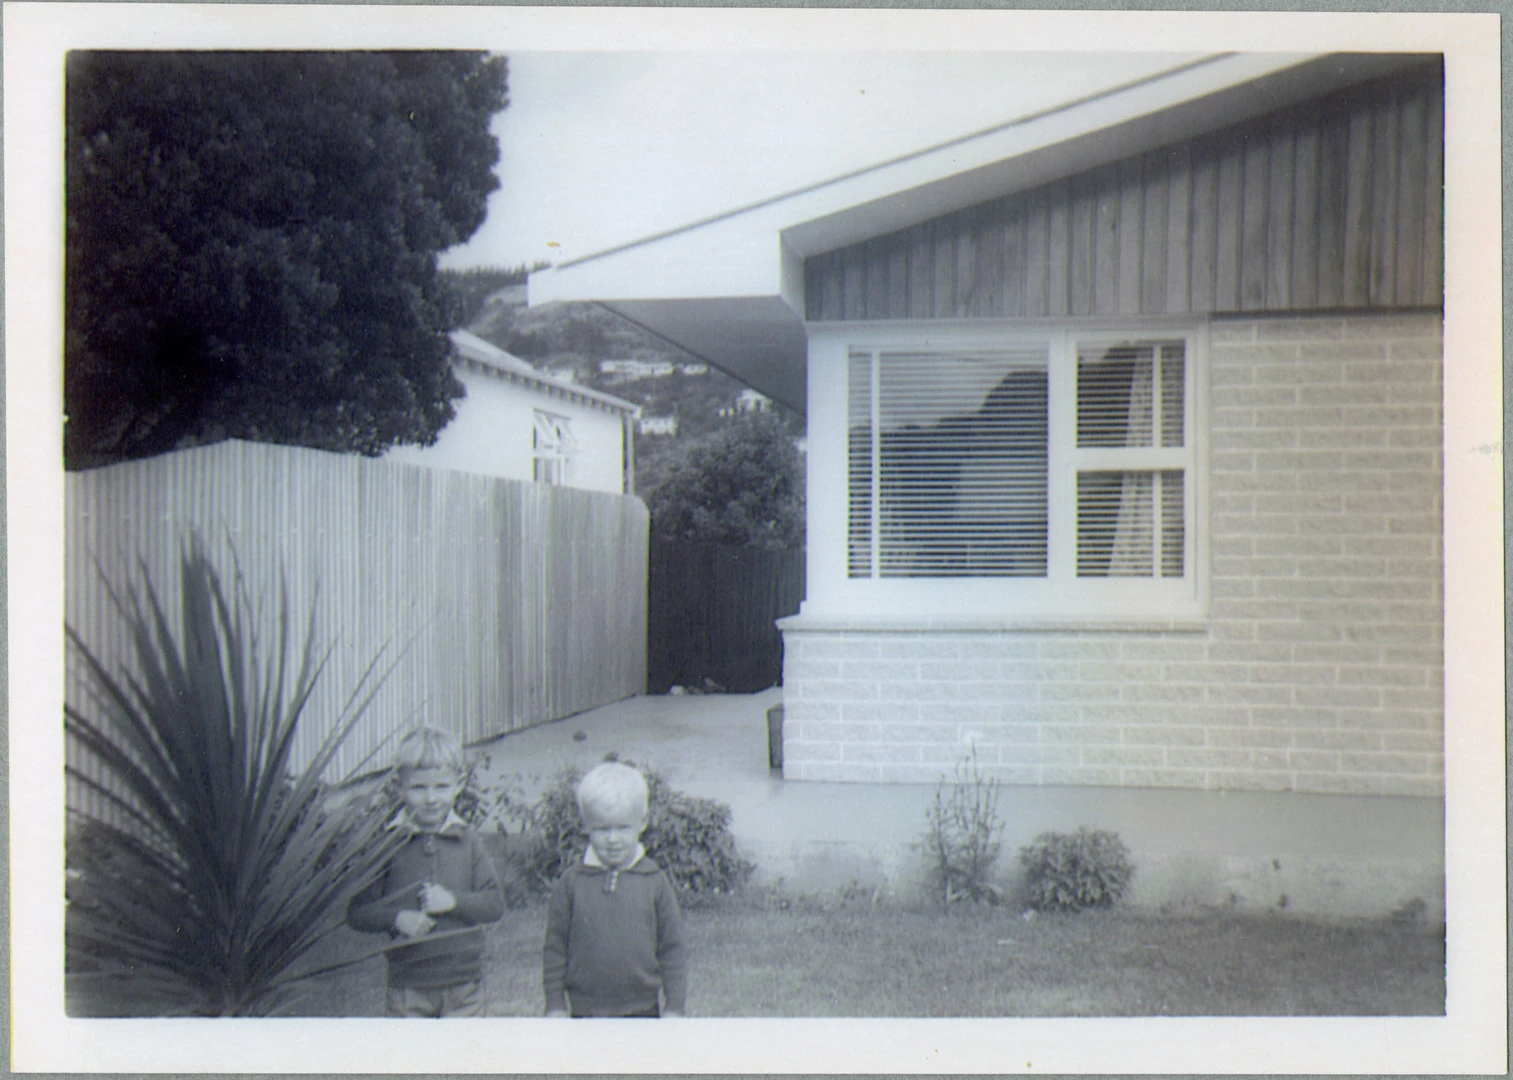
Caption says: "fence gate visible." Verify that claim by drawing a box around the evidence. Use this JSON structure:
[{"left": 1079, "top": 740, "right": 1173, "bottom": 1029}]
[{"left": 646, "top": 539, "right": 805, "bottom": 694}]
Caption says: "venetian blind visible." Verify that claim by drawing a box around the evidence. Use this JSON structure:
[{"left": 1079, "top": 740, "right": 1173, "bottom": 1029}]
[{"left": 848, "top": 346, "right": 1049, "bottom": 578}]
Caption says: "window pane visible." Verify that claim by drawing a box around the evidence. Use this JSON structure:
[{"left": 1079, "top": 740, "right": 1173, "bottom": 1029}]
[
  {"left": 1160, "top": 344, "right": 1186, "bottom": 448},
  {"left": 1160, "top": 469, "right": 1185, "bottom": 577},
  {"left": 1077, "top": 341, "right": 1186, "bottom": 449},
  {"left": 847, "top": 351, "right": 874, "bottom": 578},
  {"left": 1077, "top": 469, "right": 1186, "bottom": 578},
  {"left": 1078, "top": 471, "right": 1151, "bottom": 576},
  {"left": 851, "top": 347, "right": 1048, "bottom": 578},
  {"left": 533, "top": 410, "right": 573, "bottom": 486}
]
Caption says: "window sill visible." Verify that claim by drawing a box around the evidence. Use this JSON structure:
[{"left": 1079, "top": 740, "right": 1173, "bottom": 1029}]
[{"left": 776, "top": 612, "right": 1210, "bottom": 634}]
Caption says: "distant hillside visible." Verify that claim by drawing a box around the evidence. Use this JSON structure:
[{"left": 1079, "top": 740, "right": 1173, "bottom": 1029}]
[
  {"left": 441, "top": 264, "right": 540, "bottom": 328},
  {"left": 457, "top": 282, "right": 804, "bottom": 498}
]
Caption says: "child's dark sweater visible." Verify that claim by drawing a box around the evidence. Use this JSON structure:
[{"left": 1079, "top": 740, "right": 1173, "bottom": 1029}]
[
  {"left": 542, "top": 850, "right": 687, "bottom": 1016},
  {"left": 347, "top": 814, "right": 504, "bottom": 989}
]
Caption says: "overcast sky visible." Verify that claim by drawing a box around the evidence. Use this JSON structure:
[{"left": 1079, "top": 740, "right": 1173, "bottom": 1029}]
[{"left": 441, "top": 51, "right": 1202, "bottom": 271}]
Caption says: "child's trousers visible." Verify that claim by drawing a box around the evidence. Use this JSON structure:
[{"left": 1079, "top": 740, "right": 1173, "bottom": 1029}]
[{"left": 384, "top": 980, "right": 485, "bottom": 1017}]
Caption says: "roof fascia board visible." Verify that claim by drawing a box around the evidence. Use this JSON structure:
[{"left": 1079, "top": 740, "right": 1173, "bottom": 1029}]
[
  {"left": 775, "top": 53, "right": 1310, "bottom": 256},
  {"left": 532, "top": 52, "right": 1431, "bottom": 311},
  {"left": 532, "top": 52, "right": 1319, "bottom": 307},
  {"left": 782, "top": 51, "right": 1433, "bottom": 256}
]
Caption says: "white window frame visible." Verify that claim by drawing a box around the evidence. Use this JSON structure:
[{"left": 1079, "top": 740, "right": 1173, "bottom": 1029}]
[
  {"left": 803, "top": 318, "right": 1209, "bottom": 624},
  {"left": 532, "top": 409, "right": 576, "bottom": 486}
]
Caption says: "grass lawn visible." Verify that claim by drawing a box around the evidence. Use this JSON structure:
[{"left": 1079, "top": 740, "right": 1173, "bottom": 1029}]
[{"left": 290, "top": 895, "right": 1444, "bottom": 1017}]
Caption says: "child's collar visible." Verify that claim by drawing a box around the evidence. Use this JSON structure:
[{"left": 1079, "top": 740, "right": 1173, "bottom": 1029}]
[
  {"left": 387, "top": 808, "right": 470, "bottom": 837},
  {"left": 583, "top": 843, "right": 645, "bottom": 871}
]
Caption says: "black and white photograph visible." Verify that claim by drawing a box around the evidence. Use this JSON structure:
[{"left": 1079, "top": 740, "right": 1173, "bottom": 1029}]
[{"left": 6, "top": 4, "right": 1505, "bottom": 1072}]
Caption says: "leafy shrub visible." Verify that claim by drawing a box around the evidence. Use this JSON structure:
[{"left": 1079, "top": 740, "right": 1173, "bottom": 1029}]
[
  {"left": 920, "top": 750, "right": 1005, "bottom": 907},
  {"left": 644, "top": 780, "right": 753, "bottom": 899},
  {"left": 452, "top": 752, "right": 525, "bottom": 833},
  {"left": 510, "top": 759, "right": 754, "bottom": 903},
  {"left": 1018, "top": 827, "right": 1135, "bottom": 912},
  {"left": 646, "top": 411, "right": 805, "bottom": 549},
  {"left": 511, "top": 765, "right": 592, "bottom": 893},
  {"left": 65, "top": 541, "right": 404, "bottom": 1015}
]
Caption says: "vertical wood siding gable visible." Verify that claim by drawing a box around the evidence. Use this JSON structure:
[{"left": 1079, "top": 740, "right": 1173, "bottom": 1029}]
[{"left": 805, "top": 62, "right": 1443, "bottom": 321}]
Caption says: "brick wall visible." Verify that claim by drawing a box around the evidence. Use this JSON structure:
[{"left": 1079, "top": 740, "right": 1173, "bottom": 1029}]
[{"left": 782, "top": 312, "right": 1444, "bottom": 796}]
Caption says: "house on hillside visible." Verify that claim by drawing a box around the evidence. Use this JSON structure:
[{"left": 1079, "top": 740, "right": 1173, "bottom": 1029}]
[
  {"left": 601, "top": 358, "right": 675, "bottom": 379},
  {"left": 734, "top": 388, "right": 773, "bottom": 414},
  {"left": 530, "top": 54, "right": 1446, "bottom": 801},
  {"left": 387, "top": 329, "right": 640, "bottom": 494},
  {"left": 639, "top": 415, "right": 680, "bottom": 436}
]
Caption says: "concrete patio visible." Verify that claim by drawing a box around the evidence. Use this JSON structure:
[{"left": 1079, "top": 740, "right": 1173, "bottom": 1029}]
[{"left": 473, "top": 690, "right": 1444, "bottom": 919}]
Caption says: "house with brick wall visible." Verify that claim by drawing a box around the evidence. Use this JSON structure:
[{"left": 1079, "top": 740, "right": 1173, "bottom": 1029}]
[{"left": 530, "top": 52, "right": 1445, "bottom": 800}]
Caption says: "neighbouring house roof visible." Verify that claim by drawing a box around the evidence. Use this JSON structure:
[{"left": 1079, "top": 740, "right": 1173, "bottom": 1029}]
[
  {"left": 449, "top": 329, "right": 639, "bottom": 417},
  {"left": 529, "top": 52, "right": 1434, "bottom": 415}
]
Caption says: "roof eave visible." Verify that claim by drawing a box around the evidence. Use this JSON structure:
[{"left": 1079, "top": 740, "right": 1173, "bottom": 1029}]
[
  {"left": 457, "top": 354, "right": 641, "bottom": 417},
  {"left": 527, "top": 51, "right": 1434, "bottom": 417}
]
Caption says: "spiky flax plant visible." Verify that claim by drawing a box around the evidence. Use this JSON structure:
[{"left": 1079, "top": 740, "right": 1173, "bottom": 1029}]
[{"left": 64, "top": 541, "right": 406, "bottom": 1015}]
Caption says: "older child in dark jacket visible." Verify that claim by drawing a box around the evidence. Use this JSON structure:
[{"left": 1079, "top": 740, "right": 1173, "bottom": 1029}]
[{"left": 348, "top": 727, "right": 504, "bottom": 1017}]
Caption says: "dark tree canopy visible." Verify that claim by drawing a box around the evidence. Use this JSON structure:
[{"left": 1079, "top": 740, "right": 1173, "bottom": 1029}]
[
  {"left": 646, "top": 411, "right": 806, "bottom": 549},
  {"left": 65, "top": 51, "right": 509, "bottom": 469}
]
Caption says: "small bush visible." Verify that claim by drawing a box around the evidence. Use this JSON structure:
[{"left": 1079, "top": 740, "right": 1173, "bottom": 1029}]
[
  {"left": 921, "top": 750, "right": 1005, "bottom": 908},
  {"left": 512, "top": 765, "right": 590, "bottom": 893},
  {"left": 1018, "top": 827, "right": 1134, "bottom": 912},
  {"left": 510, "top": 759, "right": 754, "bottom": 903},
  {"left": 452, "top": 753, "right": 525, "bottom": 834}
]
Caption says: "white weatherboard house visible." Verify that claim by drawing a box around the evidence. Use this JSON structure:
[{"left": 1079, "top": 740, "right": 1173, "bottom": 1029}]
[
  {"left": 387, "top": 329, "right": 640, "bottom": 494},
  {"left": 531, "top": 54, "right": 1445, "bottom": 806}
]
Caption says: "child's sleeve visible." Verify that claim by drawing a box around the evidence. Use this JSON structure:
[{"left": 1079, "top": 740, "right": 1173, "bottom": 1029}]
[
  {"left": 654, "top": 874, "right": 688, "bottom": 1014},
  {"left": 346, "top": 864, "right": 406, "bottom": 935},
  {"left": 449, "top": 834, "right": 505, "bottom": 926},
  {"left": 541, "top": 874, "right": 573, "bottom": 1015}
]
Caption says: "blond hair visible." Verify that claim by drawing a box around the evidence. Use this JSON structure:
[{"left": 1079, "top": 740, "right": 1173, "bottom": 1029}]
[
  {"left": 576, "top": 761, "right": 649, "bottom": 820},
  {"left": 392, "top": 726, "right": 465, "bottom": 778}
]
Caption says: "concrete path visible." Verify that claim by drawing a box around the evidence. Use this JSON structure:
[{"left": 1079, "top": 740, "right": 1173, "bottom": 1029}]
[{"left": 474, "top": 690, "right": 1444, "bottom": 918}]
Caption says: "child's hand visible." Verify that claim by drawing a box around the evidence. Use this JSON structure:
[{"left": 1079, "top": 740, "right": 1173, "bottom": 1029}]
[
  {"left": 394, "top": 909, "right": 436, "bottom": 938},
  {"left": 545, "top": 1009, "right": 569, "bottom": 1018},
  {"left": 419, "top": 883, "right": 457, "bottom": 914}
]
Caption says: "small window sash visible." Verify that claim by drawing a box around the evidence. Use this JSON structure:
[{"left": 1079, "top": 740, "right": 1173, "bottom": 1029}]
[{"left": 532, "top": 410, "right": 576, "bottom": 485}]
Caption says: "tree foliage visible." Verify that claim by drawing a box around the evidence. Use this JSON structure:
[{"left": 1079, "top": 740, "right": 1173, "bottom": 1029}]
[
  {"left": 645, "top": 411, "right": 805, "bottom": 549},
  {"left": 65, "top": 51, "right": 509, "bottom": 469}
]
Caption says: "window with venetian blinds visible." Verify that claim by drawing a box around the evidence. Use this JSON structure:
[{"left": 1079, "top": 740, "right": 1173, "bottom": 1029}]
[{"left": 846, "top": 334, "right": 1194, "bottom": 594}]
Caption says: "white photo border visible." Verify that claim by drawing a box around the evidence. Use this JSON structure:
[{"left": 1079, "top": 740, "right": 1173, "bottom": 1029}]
[{"left": 6, "top": 5, "right": 1504, "bottom": 1073}]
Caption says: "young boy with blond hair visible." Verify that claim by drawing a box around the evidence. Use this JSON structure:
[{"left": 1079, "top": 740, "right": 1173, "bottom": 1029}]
[
  {"left": 542, "top": 761, "right": 687, "bottom": 1017},
  {"left": 348, "top": 726, "right": 504, "bottom": 1017}
]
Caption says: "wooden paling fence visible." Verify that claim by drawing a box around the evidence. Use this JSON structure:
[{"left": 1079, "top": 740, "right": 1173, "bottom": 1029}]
[
  {"left": 646, "top": 539, "right": 805, "bottom": 694},
  {"left": 65, "top": 440, "right": 648, "bottom": 806}
]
